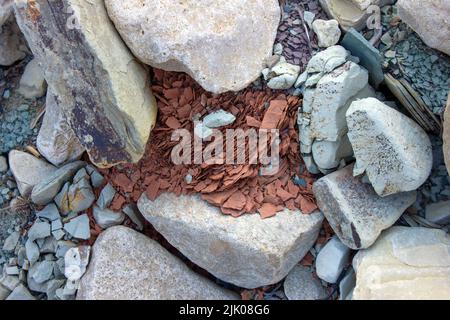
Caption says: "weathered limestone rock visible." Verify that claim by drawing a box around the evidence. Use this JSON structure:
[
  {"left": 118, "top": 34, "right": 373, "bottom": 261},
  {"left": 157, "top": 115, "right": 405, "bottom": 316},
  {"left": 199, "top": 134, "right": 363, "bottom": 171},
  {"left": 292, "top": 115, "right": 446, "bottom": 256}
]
[
  {"left": 313, "top": 165, "right": 417, "bottom": 249},
  {"left": 18, "top": 58, "right": 47, "bottom": 99},
  {"left": 37, "top": 90, "right": 85, "bottom": 166},
  {"left": 316, "top": 236, "right": 351, "bottom": 283},
  {"left": 8, "top": 150, "right": 56, "bottom": 197},
  {"left": 346, "top": 98, "right": 433, "bottom": 196},
  {"left": 0, "top": 15, "right": 27, "bottom": 66},
  {"left": 266, "top": 59, "right": 301, "bottom": 90},
  {"left": 284, "top": 266, "right": 328, "bottom": 300},
  {"left": 312, "top": 19, "right": 341, "bottom": 48},
  {"left": 14, "top": 0, "right": 157, "bottom": 168},
  {"left": 353, "top": 227, "right": 450, "bottom": 300},
  {"left": 398, "top": 0, "right": 450, "bottom": 56},
  {"left": 444, "top": 93, "right": 450, "bottom": 175},
  {"left": 77, "top": 226, "right": 238, "bottom": 300},
  {"left": 104, "top": 0, "right": 280, "bottom": 94},
  {"left": 138, "top": 193, "right": 323, "bottom": 289}
]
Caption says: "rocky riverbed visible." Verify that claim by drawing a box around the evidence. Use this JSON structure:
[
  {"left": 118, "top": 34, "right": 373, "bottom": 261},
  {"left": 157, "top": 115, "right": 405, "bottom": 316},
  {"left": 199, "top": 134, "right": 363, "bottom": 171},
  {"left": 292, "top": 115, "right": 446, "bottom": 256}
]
[{"left": 0, "top": 0, "right": 449, "bottom": 301}]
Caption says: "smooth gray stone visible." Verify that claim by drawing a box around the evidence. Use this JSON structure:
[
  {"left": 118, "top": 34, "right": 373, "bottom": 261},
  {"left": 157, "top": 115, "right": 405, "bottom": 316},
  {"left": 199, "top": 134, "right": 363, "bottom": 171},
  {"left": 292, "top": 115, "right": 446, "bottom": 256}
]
[{"left": 63, "top": 214, "right": 90, "bottom": 240}]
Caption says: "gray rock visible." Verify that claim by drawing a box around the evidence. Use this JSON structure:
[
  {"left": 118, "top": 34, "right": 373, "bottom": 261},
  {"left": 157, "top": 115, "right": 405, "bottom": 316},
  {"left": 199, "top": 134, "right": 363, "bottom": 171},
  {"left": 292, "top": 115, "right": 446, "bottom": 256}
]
[
  {"left": 138, "top": 193, "right": 323, "bottom": 289},
  {"left": 18, "top": 58, "right": 47, "bottom": 99},
  {"left": 31, "top": 161, "right": 85, "bottom": 205},
  {"left": 29, "top": 260, "right": 54, "bottom": 284},
  {"left": 14, "top": 0, "right": 158, "bottom": 167},
  {"left": 0, "top": 283, "right": 11, "bottom": 300},
  {"left": 0, "top": 274, "right": 20, "bottom": 291},
  {"left": 346, "top": 98, "right": 433, "bottom": 196},
  {"left": 54, "top": 182, "right": 70, "bottom": 215},
  {"left": 63, "top": 214, "right": 90, "bottom": 240},
  {"left": 66, "top": 177, "right": 95, "bottom": 213},
  {"left": 25, "top": 239, "right": 40, "bottom": 265},
  {"left": 39, "top": 237, "right": 57, "bottom": 254},
  {"left": 36, "top": 203, "right": 61, "bottom": 222},
  {"left": 0, "top": 156, "right": 7, "bottom": 173},
  {"left": 339, "top": 268, "right": 356, "bottom": 300},
  {"left": 0, "top": 15, "right": 27, "bottom": 66},
  {"left": 122, "top": 203, "right": 145, "bottom": 231},
  {"left": 89, "top": 170, "right": 105, "bottom": 188},
  {"left": 93, "top": 206, "right": 125, "bottom": 229},
  {"left": 425, "top": 201, "right": 450, "bottom": 225},
  {"left": 27, "top": 220, "right": 51, "bottom": 242},
  {"left": 46, "top": 279, "right": 65, "bottom": 300},
  {"left": 56, "top": 241, "right": 77, "bottom": 259},
  {"left": 96, "top": 183, "right": 116, "bottom": 209},
  {"left": 6, "top": 284, "right": 35, "bottom": 300},
  {"left": 2, "top": 231, "right": 20, "bottom": 252},
  {"left": 284, "top": 266, "right": 328, "bottom": 300},
  {"left": 51, "top": 219, "right": 63, "bottom": 231},
  {"left": 52, "top": 229, "right": 66, "bottom": 241},
  {"left": 313, "top": 164, "right": 417, "bottom": 249},
  {"left": 203, "top": 109, "right": 236, "bottom": 128},
  {"left": 316, "top": 236, "right": 351, "bottom": 283},
  {"left": 37, "top": 89, "right": 85, "bottom": 166},
  {"left": 8, "top": 150, "right": 56, "bottom": 197},
  {"left": 77, "top": 226, "right": 238, "bottom": 300}
]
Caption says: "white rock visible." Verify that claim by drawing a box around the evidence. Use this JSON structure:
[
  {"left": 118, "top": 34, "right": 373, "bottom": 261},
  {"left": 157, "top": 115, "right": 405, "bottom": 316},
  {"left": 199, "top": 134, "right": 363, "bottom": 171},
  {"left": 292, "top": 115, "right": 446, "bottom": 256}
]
[
  {"left": 306, "top": 45, "right": 348, "bottom": 74},
  {"left": 425, "top": 201, "right": 450, "bottom": 225},
  {"left": 353, "top": 227, "right": 450, "bottom": 300},
  {"left": 64, "top": 246, "right": 90, "bottom": 282},
  {"left": 313, "top": 164, "right": 417, "bottom": 249},
  {"left": 8, "top": 150, "right": 57, "bottom": 197},
  {"left": 18, "top": 58, "right": 47, "bottom": 99},
  {"left": 138, "top": 193, "right": 323, "bottom": 289},
  {"left": 316, "top": 236, "right": 351, "bottom": 283},
  {"left": 104, "top": 0, "right": 281, "bottom": 94},
  {"left": 284, "top": 266, "right": 328, "bottom": 300},
  {"left": 311, "top": 137, "right": 353, "bottom": 170},
  {"left": 77, "top": 226, "right": 238, "bottom": 300},
  {"left": 398, "top": 0, "right": 450, "bottom": 56},
  {"left": 203, "top": 110, "right": 236, "bottom": 128},
  {"left": 37, "top": 90, "right": 85, "bottom": 166},
  {"left": 312, "top": 19, "right": 341, "bottom": 48},
  {"left": 346, "top": 98, "right": 433, "bottom": 196},
  {"left": 92, "top": 206, "right": 125, "bottom": 229},
  {"left": 267, "top": 74, "right": 298, "bottom": 90},
  {"left": 6, "top": 284, "right": 35, "bottom": 300},
  {"left": 194, "top": 122, "right": 213, "bottom": 140}
]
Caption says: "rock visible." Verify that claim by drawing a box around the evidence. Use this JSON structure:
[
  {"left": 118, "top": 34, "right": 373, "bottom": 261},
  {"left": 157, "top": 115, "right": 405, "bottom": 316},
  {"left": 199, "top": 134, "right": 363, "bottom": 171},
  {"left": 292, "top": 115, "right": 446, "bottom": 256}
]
[
  {"left": 306, "top": 45, "right": 348, "bottom": 74},
  {"left": 6, "top": 284, "right": 35, "bottom": 300},
  {"left": 104, "top": 0, "right": 280, "bottom": 94},
  {"left": 312, "top": 19, "right": 341, "bottom": 48},
  {"left": 122, "top": 203, "right": 145, "bottom": 231},
  {"left": 0, "top": 0, "right": 14, "bottom": 27},
  {"left": 27, "top": 220, "right": 51, "bottom": 242},
  {"left": 138, "top": 193, "right": 323, "bottom": 289},
  {"left": 25, "top": 239, "right": 40, "bottom": 265},
  {"left": 0, "top": 283, "right": 10, "bottom": 300},
  {"left": 341, "top": 28, "right": 384, "bottom": 88},
  {"left": 37, "top": 90, "right": 85, "bottom": 166},
  {"left": 311, "top": 136, "right": 353, "bottom": 170},
  {"left": 352, "top": 227, "right": 450, "bottom": 300},
  {"left": 8, "top": 150, "right": 57, "bottom": 197},
  {"left": 89, "top": 169, "right": 104, "bottom": 189},
  {"left": 63, "top": 214, "right": 90, "bottom": 240},
  {"left": 266, "top": 60, "right": 301, "bottom": 90},
  {"left": 65, "top": 178, "right": 96, "bottom": 214},
  {"left": 96, "top": 183, "right": 116, "bottom": 210},
  {"left": 36, "top": 204, "right": 61, "bottom": 222},
  {"left": 31, "top": 161, "right": 85, "bottom": 205},
  {"left": 0, "top": 15, "right": 27, "bottom": 66},
  {"left": 0, "top": 156, "right": 7, "bottom": 172},
  {"left": 77, "top": 226, "right": 238, "bottom": 300},
  {"left": 319, "top": 0, "right": 367, "bottom": 31},
  {"left": 14, "top": 0, "right": 158, "bottom": 168},
  {"left": 444, "top": 94, "right": 450, "bottom": 174},
  {"left": 397, "top": 0, "right": 450, "bottom": 56},
  {"left": 46, "top": 279, "right": 65, "bottom": 300},
  {"left": 267, "top": 74, "right": 298, "bottom": 90},
  {"left": 316, "top": 236, "right": 351, "bottom": 283},
  {"left": 425, "top": 201, "right": 450, "bottom": 225},
  {"left": 0, "top": 274, "right": 19, "bottom": 291},
  {"left": 92, "top": 206, "right": 125, "bottom": 229},
  {"left": 339, "top": 268, "right": 356, "bottom": 300},
  {"left": 346, "top": 98, "right": 433, "bottom": 196},
  {"left": 203, "top": 110, "right": 236, "bottom": 128},
  {"left": 29, "top": 260, "right": 54, "bottom": 284},
  {"left": 193, "top": 122, "right": 213, "bottom": 140},
  {"left": 64, "top": 246, "right": 90, "bottom": 282},
  {"left": 313, "top": 164, "right": 417, "bottom": 249},
  {"left": 284, "top": 266, "right": 328, "bottom": 300},
  {"left": 2, "top": 231, "right": 20, "bottom": 252},
  {"left": 18, "top": 58, "right": 47, "bottom": 99}
]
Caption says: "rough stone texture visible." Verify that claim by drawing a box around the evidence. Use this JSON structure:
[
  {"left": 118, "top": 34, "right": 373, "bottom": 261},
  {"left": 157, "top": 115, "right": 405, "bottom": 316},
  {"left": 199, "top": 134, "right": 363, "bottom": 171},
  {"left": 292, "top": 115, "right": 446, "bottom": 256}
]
[
  {"left": 92, "top": 206, "right": 125, "bottom": 229},
  {"left": 77, "top": 226, "right": 238, "bottom": 300},
  {"left": 284, "top": 265, "right": 328, "bottom": 300},
  {"left": 0, "top": 156, "right": 7, "bottom": 172},
  {"left": 346, "top": 98, "right": 433, "bottom": 196},
  {"left": 398, "top": 0, "right": 450, "bottom": 56},
  {"left": 0, "top": 14, "right": 27, "bottom": 66},
  {"left": 425, "top": 201, "right": 450, "bottom": 225},
  {"left": 14, "top": 0, "right": 158, "bottom": 168},
  {"left": 0, "top": 0, "right": 14, "bottom": 27},
  {"left": 138, "top": 193, "right": 323, "bottom": 289},
  {"left": 8, "top": 150, "right": 56, "bottom": 197},
  {"left": 444, "top": 93, "right": 450, "bottom": 175},
  {"left": 313, "top": 165, "right": 417, "bottom": 249},
  {"left": 312, "top": 19, "right": 341, "bottom": 48},
  {"left": 37, "top": 89, "right": 85, "bottom": 166},
  {"left": 104, "top": 0, "right": 280, "bottom": 94},
  {"left": 352, "top": 227, "right": 450, "bottom": 300},
  {"left": 18, "top": 58, "right": 47, "bottom": 99},
  {"left": 316, "top": 236, "right": 351, "bottom": 283}
]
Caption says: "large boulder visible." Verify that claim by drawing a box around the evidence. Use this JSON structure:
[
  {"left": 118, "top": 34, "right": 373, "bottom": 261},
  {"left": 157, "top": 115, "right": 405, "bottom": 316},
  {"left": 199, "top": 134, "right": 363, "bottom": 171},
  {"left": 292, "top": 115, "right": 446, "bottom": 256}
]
[
  {"left": 104, "top": 0, "right": 280, "bottom": 94},
  {"left": 313, "top": 164, "right": 417, "bottom": 249},
  {"left": 444, "top": 93, "right": 450, "bottom": 175},
  {"left": 346, "top": 98, "right": 433, "bottom": 196},
  {"left": 37, "top": 89, "right": 85, "bottom": 166},
  {"left": 14, "top": 0, "right": 157, "bottom": 168},
  {"left": 398, "top": 0, "right": 450, "bottom": 56},
  {"left": 77, "top": 226, "right": 238, "bottom": 300},
  {"left": 8, "top": 150, "right": 57, "bottom": 197},
  {"left": 138, "top": 193, "right": 323, "bottom": 289},
  {"left": 352, "top": 227, "right": 450, "bottom": 300}
]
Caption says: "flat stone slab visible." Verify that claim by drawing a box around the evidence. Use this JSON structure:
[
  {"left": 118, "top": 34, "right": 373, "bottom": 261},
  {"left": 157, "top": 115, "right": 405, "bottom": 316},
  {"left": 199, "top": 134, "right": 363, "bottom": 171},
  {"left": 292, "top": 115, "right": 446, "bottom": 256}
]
[
  {"left": 138, "top": 193, "right": 323, "bottom": 289},
  {"left": 77, "top": 226, "right": 238, "bottom": 300}
]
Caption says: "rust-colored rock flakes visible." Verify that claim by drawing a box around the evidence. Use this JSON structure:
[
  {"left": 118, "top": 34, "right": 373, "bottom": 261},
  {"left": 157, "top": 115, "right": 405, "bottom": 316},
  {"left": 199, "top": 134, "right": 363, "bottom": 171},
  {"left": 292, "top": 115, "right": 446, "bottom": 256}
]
[{"left": 103, "top": 69, "right": 318, "bottom": 218}]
